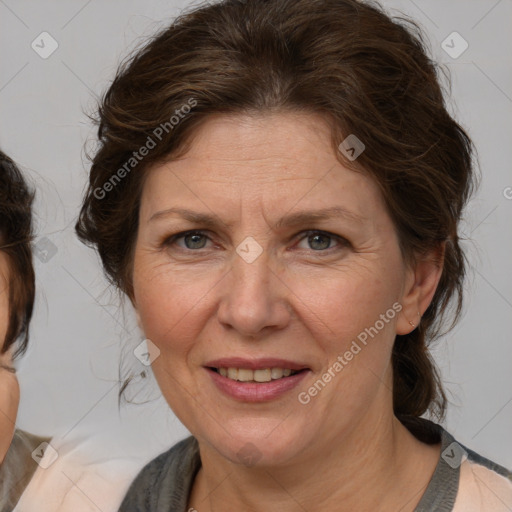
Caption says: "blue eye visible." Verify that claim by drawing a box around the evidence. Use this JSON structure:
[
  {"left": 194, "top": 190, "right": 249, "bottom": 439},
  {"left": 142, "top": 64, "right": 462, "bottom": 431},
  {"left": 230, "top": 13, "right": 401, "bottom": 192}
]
[
  {"left": 167, "top": 231, "right": 211, "bottom": 250},
  {"left": 295, "top": 230, "right": 346, "bottom": 252}
]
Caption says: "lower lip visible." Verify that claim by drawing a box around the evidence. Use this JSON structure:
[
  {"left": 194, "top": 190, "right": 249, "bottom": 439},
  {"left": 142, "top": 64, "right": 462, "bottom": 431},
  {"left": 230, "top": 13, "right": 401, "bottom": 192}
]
[{"left": 205, "top": 368, "right": 310, "bottom": 402}]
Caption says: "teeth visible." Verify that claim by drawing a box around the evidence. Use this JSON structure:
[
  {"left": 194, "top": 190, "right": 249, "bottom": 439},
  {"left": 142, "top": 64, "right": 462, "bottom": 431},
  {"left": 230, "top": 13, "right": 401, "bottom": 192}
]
[
  {"left": 271, "top": 368, "right": 283, "bottom": 379},
  {"left": 216, "top": 367, "right": 299, "bottom": 382},
  {"left": 237, "top": 369, "right": 253, "bottom": 382},
  {"left": 254, "top": 369, "right": 271, "bottom": 382}
]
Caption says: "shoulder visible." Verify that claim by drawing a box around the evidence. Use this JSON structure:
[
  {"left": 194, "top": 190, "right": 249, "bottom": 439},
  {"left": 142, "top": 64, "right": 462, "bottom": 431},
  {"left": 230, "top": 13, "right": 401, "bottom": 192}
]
[
  {"left": 0, "top": 429, "right": 50, "bottom": 481},
  {"left": 7, "top": 429, "right": 50, "bottom": 453},
  {"left": 452, "top": 444, "right": 512, "bottom": 512},
  {"left": 0, "top": 430, "right": 50, "bottom": 511},
  {"left": 119, "top": 435, "right": 200, "bottom": 512},
  {"left": 13, "top": 430, "right": 143, "bottom": 512},
  {"left": 404, "top": 418, "right": 512, "bottom": 512}
]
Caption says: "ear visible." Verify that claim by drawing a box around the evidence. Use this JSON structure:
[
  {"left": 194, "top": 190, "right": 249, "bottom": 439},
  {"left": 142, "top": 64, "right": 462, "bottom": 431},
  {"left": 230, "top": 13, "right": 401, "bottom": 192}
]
[{"left": 396, "top": 241, "right": 446, "bottom": 335}]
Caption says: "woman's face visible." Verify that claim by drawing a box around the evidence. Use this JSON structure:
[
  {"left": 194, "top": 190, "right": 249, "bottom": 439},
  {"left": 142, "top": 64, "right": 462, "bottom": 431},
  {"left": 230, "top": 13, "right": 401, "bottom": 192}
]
[
  {"left": 132, "top": 112, "right": 435, "bottom": 467},
  {"left": 0, "top": 251, "right": 20, "bottom": 464}
]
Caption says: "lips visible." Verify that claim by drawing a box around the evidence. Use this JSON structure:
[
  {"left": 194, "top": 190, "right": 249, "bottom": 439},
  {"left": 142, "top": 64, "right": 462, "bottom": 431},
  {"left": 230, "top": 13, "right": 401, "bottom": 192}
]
[
  {"left": 205, "top": 366, "right": 310, "bottom": 402},
  {"left": 203, "top": 357, "right": 312, "bottom": 401}
]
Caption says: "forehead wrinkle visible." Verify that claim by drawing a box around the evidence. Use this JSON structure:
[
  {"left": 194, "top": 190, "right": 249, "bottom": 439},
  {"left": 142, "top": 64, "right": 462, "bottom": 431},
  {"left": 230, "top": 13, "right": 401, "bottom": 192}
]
[
  {"left": 176, "top": 143, "right": 324, "bottom": 176},
  {"left": 148, "top": 204, "right": 367, "bottom": 234},
  {"left": 183, "top": 176, "right": 319, "bottom": 188}
]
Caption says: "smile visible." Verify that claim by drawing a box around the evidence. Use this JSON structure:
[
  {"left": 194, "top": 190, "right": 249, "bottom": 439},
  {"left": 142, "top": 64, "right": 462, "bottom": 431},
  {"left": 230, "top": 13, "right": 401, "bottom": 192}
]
[{"left": 211, "top": 367, "right": 301, "bottom": 382}]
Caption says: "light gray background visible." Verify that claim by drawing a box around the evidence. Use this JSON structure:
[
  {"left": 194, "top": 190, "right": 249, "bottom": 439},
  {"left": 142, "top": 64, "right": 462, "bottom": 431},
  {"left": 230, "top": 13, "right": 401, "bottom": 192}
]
[{"left": 1, "top": 0, "right": 511, "bottom": 471}]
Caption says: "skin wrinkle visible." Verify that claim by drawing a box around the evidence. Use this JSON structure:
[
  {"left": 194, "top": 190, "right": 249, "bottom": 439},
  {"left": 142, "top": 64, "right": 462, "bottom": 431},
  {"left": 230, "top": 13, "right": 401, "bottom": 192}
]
[{"left": 132, "top": 112, "right": 444, "bottom": 512}]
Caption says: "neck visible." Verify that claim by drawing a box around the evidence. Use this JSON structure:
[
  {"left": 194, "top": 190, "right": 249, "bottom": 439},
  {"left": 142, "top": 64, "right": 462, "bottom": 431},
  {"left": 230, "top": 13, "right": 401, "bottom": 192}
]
[{"left": 189, "top": 387, "right": 441, "bottom": 512}]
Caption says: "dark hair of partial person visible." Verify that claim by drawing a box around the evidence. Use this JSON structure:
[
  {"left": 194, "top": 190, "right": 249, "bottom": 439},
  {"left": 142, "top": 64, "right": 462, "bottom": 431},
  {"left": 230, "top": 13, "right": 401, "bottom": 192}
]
[
  {"left": 75, "top": 0, "right": 477, "bottom": 425},
  {"left": 0, "top": 149, "right": 35, "bottom": 358}
]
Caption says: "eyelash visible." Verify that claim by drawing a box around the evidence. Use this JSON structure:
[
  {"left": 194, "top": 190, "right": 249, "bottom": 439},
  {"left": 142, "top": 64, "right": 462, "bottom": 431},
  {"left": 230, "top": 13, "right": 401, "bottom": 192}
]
[{"left": 162, "top": 229, "right": 349, "bottom": 254}]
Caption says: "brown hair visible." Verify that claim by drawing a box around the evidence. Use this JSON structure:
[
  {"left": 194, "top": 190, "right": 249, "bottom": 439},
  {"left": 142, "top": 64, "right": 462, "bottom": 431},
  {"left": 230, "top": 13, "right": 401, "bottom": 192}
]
[
  {"left": 76, "top": 0, "right": 477, "bottom": 423},
  {"left": 0, "top": 150, "right": 35, "bottom": 358}
]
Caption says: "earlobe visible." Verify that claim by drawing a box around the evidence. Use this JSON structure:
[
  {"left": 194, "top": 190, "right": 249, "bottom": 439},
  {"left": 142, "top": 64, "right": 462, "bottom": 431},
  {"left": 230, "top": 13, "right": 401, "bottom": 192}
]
[
  {"left": 396, "top": 242, "right": 446, "bottom": 335},
  {"left": 407, "top": 311, "right": 422, "bottom": 329}
]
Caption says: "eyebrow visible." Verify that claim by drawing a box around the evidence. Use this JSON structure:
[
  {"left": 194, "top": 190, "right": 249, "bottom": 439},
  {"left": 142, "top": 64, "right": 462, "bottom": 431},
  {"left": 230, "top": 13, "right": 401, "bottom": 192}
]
[
  {"left": 274, "top": 206, "right": 366, "bottom": 228},
  {"left": 149, "top": 206, "right": 366, "bottom": 229}
]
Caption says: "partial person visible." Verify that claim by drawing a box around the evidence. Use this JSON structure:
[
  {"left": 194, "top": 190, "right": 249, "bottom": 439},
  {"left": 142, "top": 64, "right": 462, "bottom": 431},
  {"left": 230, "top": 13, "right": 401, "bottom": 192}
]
[
  {"left": 0, "top": 151, "right": 142, "bottom": 512},
  {"left": 0, "top": 150, "right": 50, "bottom": 511}
]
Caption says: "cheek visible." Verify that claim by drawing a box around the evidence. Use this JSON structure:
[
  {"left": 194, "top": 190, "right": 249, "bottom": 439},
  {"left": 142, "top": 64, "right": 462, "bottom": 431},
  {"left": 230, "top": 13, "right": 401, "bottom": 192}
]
[
  {"left": 290, "top": 263, "right": 400, "bottom": 350},
  {"left": 292, "top": 271, "right": 401, "bottom": 418},
  {"left": 133, "top": 260, "right": 217, "bottom": 355}
]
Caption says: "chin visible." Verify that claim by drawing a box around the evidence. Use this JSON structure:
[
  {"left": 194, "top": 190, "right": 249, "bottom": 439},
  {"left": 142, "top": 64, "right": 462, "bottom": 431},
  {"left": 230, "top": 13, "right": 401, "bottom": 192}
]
[{"left": 199, "top": 420, "right": 311, "bottom": 468}]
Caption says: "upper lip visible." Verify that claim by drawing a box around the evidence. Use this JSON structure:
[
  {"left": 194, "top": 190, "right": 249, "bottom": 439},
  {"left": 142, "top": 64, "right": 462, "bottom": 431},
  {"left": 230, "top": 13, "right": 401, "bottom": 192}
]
[{"left": 204, "top": 357, "right": 310, "bottom": 371}]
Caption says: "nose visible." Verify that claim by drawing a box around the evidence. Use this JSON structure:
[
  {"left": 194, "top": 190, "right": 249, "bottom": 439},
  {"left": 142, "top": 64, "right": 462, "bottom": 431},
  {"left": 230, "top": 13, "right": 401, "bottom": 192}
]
[{"left": 216, "top": 247, "right": 291, "bottom": 338}]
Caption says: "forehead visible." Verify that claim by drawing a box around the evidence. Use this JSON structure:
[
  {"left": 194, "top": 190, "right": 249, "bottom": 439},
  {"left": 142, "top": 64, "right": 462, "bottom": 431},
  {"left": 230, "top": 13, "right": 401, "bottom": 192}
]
[
  {"left": 139, "top": 112, "right": 386, "bottom": 225},
  {"left": 166, "top": 111, "right": 342, "bottom": 180}
]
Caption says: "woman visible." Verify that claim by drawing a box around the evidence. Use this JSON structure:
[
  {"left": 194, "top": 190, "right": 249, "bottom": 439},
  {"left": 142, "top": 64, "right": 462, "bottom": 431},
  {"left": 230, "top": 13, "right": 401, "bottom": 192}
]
[
  {"left": 76, "top": 0, "right": 512, "bottom": 510},
  {"left": 0, "top": 150, "right": 50, "bottom": 511}
]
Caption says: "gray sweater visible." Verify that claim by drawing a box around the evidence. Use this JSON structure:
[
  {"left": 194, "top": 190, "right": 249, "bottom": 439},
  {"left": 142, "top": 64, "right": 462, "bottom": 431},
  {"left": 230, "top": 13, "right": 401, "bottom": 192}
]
[
  {"left": 118, "top": 418, "right": 512, "bottom": 511},
  {"left": 0, "top": 430, "right": 51, "bottom": 512}
]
